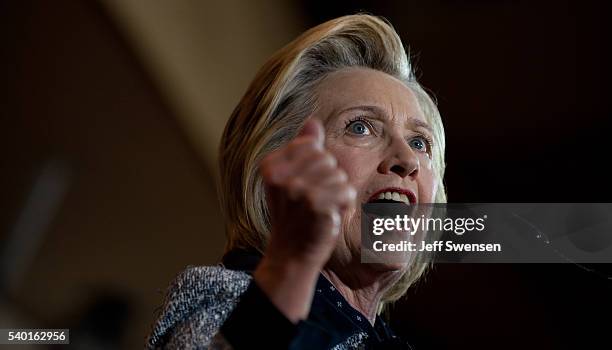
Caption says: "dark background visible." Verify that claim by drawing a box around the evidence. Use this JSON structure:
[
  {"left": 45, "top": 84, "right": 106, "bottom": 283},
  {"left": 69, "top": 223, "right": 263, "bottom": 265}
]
[
  {"left": 2, "top": 0, "right": 611, "bottom": 349},
  {"left": 305, "top": 2, "right": 612, "bottom": 349}
]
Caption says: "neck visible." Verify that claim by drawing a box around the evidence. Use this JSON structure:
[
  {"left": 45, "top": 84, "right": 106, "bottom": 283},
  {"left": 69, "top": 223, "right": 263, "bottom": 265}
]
[{"left": 321, "top": 263, "right": 401, "bottom": 325}]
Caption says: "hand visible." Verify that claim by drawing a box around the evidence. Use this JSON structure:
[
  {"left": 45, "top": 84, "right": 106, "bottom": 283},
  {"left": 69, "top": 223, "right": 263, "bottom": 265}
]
[
  {"left": 261, "top": 117, "right": 356, "bottom": 266},
  {"left": 254, "top": 118, "right": 356, "bottom": 322}
]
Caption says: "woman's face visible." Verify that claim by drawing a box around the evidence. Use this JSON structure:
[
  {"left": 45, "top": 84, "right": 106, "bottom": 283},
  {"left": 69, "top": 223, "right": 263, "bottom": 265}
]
[{"left": 313, "top": 67, "right": 437, "bottom": 273}]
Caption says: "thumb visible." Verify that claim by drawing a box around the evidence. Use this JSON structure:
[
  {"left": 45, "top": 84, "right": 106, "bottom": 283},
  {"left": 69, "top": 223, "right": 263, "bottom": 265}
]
[{"left": 298, "top": 118, "right": 325, "bottom": 149}]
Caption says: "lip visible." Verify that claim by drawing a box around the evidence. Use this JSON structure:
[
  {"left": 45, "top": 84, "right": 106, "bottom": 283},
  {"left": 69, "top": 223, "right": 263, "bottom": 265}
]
[{"left": 367, "top": 187, "right": 417, "bottom": 204}]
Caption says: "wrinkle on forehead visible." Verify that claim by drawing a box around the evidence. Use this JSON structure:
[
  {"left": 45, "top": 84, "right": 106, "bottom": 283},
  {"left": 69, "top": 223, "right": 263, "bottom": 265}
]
[{"left": 314, "top": 67, "right": 427, "bottom": 127}]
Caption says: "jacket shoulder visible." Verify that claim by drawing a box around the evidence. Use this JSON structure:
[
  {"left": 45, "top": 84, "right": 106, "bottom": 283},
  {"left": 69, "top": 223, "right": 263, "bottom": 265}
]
[{"left": 146, "top": 265, "right": 251, "bottom": 349}]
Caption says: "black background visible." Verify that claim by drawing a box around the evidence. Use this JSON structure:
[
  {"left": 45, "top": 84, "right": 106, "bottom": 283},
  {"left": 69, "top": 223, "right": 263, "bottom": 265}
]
[
  {"left": 2, "top": 1, "right": 611, "bottom": 349},
  {"left": 300, "top": 1, "right": 612, "bottom": 349}
]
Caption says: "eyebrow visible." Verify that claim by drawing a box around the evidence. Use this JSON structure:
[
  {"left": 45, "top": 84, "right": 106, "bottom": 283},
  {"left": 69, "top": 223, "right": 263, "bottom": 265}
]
[{"left": 337, "top": 105, "right": 434, "bottom": 134}]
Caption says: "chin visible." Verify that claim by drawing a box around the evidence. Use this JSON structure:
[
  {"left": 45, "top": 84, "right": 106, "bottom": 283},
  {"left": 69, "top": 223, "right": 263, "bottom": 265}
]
[
  {"left": 358, "top": 249, "right": 410, "bottom": 275},
  {"left": 366, "top": 261, "right": 408, "bottom": 273}
]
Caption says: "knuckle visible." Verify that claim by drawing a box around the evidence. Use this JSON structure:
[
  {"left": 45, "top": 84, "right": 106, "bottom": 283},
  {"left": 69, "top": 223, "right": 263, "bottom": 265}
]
[
  {"left": 309, "top": 153, "right": 335, "bottom": 171},
  {"left": 326, "top": 210, "right": 341, "bottom": 229},
  {"left": 306, "top": 189, "right": 331, "bottom": 212},
  {"left": 346, "top": 186, "right": 357, "bottom": 200},
  {"left": 300, "top": 148, "right": 323, "bottom": 164},
  {"left": 288, "top": 138, "right": 315, "bottom": 152},
  {"left": 301, "top": 153, "right": 321, "bottom": 169},
  {"left": 287, "top": 177, "right": 308, "bottom": 197},
  {"left": 303, "top": 139, "right": 319, "bottom": 151},
  {"left": 334, "top": 169, "right": 348, "bottom": 182},
  {"left": 334, "top": 184, "right": 356, "bottom": 202},
  {"left": 321, "top": 208, "right": 342, "bottom": 235},
  {"left": 322, "top": 153, "right": 337, "bottom": 167}
]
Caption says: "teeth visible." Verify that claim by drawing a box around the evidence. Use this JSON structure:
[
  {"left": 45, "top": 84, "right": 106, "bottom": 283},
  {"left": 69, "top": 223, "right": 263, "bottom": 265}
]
[{"left": 376, "top": 191, "right": 411, "bottom": 205}]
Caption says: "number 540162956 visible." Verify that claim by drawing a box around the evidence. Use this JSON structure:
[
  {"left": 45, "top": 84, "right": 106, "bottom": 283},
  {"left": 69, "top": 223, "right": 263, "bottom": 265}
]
[{"left": 2, "top": 329, "right": 69, "bottom": 344}]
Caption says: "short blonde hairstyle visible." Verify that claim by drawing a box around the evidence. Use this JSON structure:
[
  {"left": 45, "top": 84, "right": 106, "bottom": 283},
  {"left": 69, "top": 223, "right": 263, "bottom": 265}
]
[{"left": 218, "top": 14, "right": 446, "bottom": 308}]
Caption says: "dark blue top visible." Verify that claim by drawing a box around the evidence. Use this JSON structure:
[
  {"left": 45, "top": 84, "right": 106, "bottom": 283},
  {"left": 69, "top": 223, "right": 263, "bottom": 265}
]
[{"left": 220, "top": 249, "right": 413, "bottom": 349}]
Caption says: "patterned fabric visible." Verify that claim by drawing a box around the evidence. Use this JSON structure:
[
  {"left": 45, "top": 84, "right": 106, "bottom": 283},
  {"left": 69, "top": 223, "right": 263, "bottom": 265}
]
[
  {"left": 146, "top": 266, "right": 248, "bottom": 349},
  {"left": 331, "top": 332, "right": 368, "bottom": 350},
  {"left": 146, "top": 265, "right": 371, "bottom": 349}
]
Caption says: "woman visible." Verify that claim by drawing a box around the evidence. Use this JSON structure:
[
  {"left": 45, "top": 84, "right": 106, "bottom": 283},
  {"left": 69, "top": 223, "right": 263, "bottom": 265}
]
[{"left": 147, "top": 14, "right": 446, "bottom": 349}]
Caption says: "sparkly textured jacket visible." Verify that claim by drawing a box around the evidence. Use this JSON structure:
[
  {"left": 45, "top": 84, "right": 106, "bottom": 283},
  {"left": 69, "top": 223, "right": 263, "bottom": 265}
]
[{"left": 146, "top": 249, "right": 412, "bottom": 349}]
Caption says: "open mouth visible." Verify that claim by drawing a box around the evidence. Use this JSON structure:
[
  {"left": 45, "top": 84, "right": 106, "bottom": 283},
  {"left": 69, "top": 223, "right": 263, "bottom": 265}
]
[
  {"left": 370, "top": 198, "right": 407, "bottom": 204},
  {"left": 367, "top": 188, "right": 416, "bottom": 205}
]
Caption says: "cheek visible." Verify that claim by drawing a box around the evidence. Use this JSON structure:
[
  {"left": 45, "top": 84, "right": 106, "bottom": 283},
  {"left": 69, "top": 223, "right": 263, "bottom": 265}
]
[
  {"left": 329, "top": 146, "right": 377, "bottom": 256},
  {"left": 418, "top": 158, "right": 438, "bottom": 202},
  {"left": 331, "top": 146, "right": 377, "bottom": 190}
]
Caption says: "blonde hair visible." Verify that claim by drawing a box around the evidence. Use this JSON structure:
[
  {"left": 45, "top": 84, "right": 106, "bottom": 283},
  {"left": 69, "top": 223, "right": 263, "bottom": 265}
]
[{"left": 218, "top": 14, "right": 446, "bottom": 308}]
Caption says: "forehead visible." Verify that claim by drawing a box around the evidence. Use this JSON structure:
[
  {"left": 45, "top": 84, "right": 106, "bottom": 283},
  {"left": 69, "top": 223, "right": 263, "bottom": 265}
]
[{"left": 315, "top": 67, "right": 426, "bottom": 123}]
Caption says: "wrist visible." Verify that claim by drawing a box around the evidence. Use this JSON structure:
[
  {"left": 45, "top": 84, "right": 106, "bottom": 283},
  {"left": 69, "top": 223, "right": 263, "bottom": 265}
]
[
  {"left": 257, "top": 253, "right": 320, "bottom": 279},
  {"left": 253, "top": 255, "right": 321, "bottom": 323},
  {"left": 264, "top": 234, "right": 332, "bottom": 271}
]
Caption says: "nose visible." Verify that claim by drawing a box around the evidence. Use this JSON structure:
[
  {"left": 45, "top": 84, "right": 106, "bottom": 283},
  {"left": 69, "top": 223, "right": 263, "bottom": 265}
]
[{"left": 377, "top": 138, "right": 419, "bottom": 179}]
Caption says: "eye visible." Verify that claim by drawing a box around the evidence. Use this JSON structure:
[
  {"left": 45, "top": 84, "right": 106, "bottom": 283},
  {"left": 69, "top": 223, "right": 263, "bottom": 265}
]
[
  {"left": 346, "top": 119, "right": 372, "bottom": 136},
  {"left": 409, "top": 136, "right": 430, "bottom": 152}
]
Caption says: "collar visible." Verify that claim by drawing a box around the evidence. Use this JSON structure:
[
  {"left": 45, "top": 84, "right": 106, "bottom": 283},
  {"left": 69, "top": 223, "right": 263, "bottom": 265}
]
[{"left": 220, "top": 248, "right": 407, "bottom": 347}]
